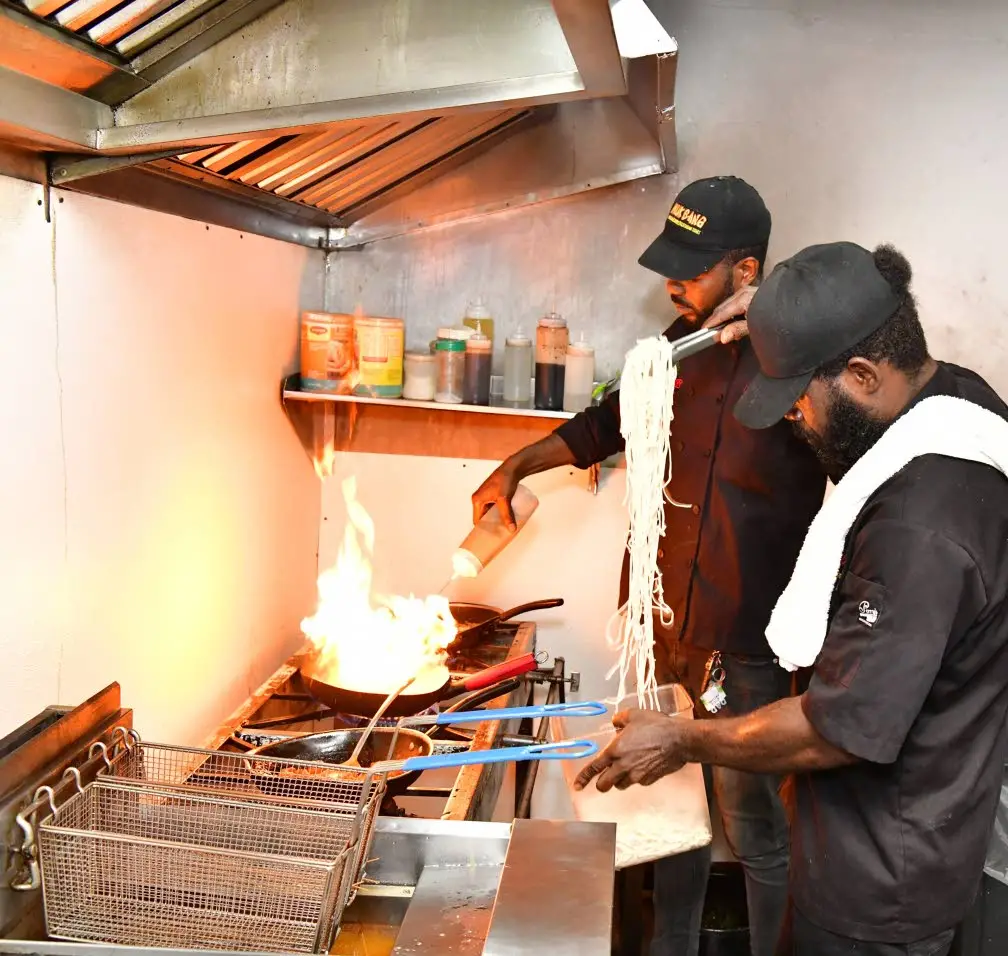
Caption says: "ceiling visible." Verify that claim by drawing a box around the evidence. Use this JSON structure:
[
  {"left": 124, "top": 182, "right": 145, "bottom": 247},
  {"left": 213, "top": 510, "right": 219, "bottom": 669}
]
[{"left": 0, "top": 0, "right": 678, "bottom": 249}]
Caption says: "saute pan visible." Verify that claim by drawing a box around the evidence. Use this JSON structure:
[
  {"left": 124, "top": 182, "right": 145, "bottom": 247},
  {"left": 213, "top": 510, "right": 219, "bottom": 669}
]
[
  {"left": 247, "top": 701, "right": 605, "bottom": 799},
  {"left": 246, "top": 679, "right": 526, "bottom": 799},
  {"left": 300, "top": 651, "right": 538, "bottom": 718},
  {"left": 449, "top": 598, "right": 564, "bottom": 648}
]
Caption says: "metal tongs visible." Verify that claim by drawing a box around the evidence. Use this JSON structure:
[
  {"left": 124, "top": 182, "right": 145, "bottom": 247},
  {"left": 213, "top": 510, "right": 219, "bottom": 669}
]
[{"left": 667, "top": 322, "right": 725, "bottom": 363}]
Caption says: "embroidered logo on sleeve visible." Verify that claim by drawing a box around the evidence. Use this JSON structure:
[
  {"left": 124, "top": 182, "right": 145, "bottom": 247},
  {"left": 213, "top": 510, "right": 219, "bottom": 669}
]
[{"left": 858, "top": 600, "right": 879, "bottom": 628}]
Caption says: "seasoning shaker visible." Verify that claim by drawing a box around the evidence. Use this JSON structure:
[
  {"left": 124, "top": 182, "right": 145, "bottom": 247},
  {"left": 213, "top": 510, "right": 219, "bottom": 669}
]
[
  {"left": 534, "top": 313, "right": 568, "bottom": 411},
  {"left": 462, "top": 333, "right": 492, "bottom": 405},
  {"left": 403, "top": 350, "right": 438, "bottom": 401},
  {"left": 563, "top": 336, "right": 595, "bottom": 412},
  {"left": 503, "top": 329, "right": 533, "bottom": 404},
  {"left": 435, "top": 327, "right": 467, "bottom": 403}
]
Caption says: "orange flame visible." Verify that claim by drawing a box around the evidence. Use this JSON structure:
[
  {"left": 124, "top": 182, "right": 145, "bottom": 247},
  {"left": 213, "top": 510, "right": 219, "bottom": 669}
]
[{"left": 302, "top": 477, "right": 456, "bottom": 694}]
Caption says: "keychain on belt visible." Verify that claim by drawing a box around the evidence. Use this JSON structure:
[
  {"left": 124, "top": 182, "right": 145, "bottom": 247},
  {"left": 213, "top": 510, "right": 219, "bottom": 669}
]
[{"left": 699, "top": 651, "right": 727, "bottom": 713}]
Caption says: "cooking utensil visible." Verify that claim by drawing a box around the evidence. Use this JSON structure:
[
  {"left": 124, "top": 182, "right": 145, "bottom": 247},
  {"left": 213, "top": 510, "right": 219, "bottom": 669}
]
[
  {"left": 250, "top": 702, "right": 605, "bottom": 790},
  {"left": 449, "top": 598, "right": 564, "bottom": 647},
  {"left": 248, "top": 727, "right": 432, "bottom": 798},
  {"left": 346, "top": 677, "right": 414, "bottom": 766},
  {"left": 301, "top": 650, "right": 537, "bottom": 718}
]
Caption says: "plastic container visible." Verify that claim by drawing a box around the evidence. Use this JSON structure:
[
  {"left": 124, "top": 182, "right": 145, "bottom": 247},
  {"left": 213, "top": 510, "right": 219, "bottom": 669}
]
[
  {"left": 463, "top": 298, "right": 494, "bottom": 350},
  {"left": 563, "top": 337, "right": 595, "bottom": 412},
  {"left": 552, "top": 683, "right": 711, "bottom": 870},
  {"left": 353, "top": 316, "right": 404, "bottom": 398},
  {"left": 452, "top": 484, "right": 539, "bottom": 578},
  {"left": 462, "top": 333, "right": 493, "bottom": 405},
  {"left": 534, "top": 313, "right": 568, "bottom": 411},
  {"left": 503, "top": 330, "right": 533, "bottom": 404},
  {"left": 403, "top": 350, "right": 437, "bottom": 401},
  {"left": 435, "top": 336, "right": 466, "bottom": 404},
  {"left": 299, "top": 311, "right": 355, "bottom": 393}
]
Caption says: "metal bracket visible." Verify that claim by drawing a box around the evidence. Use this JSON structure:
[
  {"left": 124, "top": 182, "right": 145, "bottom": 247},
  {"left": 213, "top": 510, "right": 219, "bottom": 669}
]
[{"left": 47, "top": 149, "right": 184, "bottom": 186}]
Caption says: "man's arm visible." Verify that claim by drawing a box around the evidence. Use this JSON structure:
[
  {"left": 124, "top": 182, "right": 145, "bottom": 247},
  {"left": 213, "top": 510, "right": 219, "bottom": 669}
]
[
  {"left": 471, "top": 434, "right": 577, "bottom": 529},
  {"left": 472, "top": 390, "right": 623, "bottom": 529},
  {"left": 573, "top": 695, "right": 857, "bottom": 793}
]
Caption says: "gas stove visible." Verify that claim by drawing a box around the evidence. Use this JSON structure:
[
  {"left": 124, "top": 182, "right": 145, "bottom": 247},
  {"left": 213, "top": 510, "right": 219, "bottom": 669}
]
[{"left": 205, "top": 622, "right": 578, "bottom": 822}]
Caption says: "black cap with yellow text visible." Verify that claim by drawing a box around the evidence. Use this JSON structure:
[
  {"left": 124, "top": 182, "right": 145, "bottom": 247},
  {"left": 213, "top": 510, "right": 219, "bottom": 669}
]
[{"left": 638, "top": 176, "right": 772, "bottom": 281}]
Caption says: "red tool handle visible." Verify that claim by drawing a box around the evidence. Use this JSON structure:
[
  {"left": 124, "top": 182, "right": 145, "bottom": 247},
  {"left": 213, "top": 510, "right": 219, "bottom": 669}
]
[{"left": 461, "top": 653, "right": 537, "bottom": 691}]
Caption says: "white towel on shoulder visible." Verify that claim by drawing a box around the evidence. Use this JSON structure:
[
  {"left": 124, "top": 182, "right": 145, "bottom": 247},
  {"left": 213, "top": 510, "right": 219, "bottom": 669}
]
[{"left": 768, "top": 395, "right": 1008, "bottom": 671}]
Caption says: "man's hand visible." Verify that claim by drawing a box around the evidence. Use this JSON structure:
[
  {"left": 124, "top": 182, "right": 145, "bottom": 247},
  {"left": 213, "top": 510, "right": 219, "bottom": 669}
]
[
  {"left": 704, "top": 284, "right": 759, "bottom": 344},
  {"left": 471, "top": 464, "right": 519, "bottom": 530},
  {"left": 573, "top": 710, "right": 690, "bottom": 792}
]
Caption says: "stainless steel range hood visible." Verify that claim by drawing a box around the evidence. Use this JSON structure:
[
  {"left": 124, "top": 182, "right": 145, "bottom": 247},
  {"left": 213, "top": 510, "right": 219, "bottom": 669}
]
[{"left": 0, "top": 0, "right": 677, "bottom": 249}]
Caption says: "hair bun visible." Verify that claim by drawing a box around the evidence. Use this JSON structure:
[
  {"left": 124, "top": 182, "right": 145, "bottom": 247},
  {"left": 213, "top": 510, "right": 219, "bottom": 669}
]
[{"left": 873, "top": 243, "right": 913, "bottom": 294}]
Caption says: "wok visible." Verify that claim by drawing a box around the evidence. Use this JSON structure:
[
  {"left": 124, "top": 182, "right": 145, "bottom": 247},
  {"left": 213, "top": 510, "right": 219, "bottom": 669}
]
[
  {"left": 247, "top": 702, "right": 606, "bottom": 798},
  {"left": 248, "top": 727, "right": 431, "bottom": 798},
  {"left": 301, "top": 651, "right": 538, "bottom": 718},
  {"left": 246, "top": 678, "right": 525, "bottom": 800},
  {"left": 450, "top": 598, "right": 564, "bottom": 647}
]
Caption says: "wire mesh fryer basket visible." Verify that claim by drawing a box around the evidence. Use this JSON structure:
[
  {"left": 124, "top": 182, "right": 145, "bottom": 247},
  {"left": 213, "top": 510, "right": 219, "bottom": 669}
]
[
  {"left": 37, "top": 778, "right": 357, "bottom": 953},
  {"left": 96, "top": 731, "right": 385, "bottom": 895}
]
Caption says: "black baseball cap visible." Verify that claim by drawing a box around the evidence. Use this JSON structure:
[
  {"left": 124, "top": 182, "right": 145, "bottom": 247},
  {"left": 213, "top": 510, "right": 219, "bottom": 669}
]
[
  {"left": 734, "top": 242, "right": 901, "bottom": 430},
  {"left": 638, "top": 176, "right": 771, "bottom": 281}
]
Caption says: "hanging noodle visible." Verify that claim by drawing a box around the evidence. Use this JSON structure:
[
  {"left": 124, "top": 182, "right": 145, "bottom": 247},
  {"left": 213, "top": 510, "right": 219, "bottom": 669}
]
[{"left": 606, "top": 336, "right": 689, "bottom": 709}]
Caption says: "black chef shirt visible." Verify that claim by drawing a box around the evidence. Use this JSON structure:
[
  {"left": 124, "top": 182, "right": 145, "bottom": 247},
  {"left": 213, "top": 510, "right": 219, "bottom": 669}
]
[
  {"left": 793, "top": 362, "right": 1008, "bottom": 942},
  {"left": 555, "top": 320, "right": 826, "bottom": 662}
]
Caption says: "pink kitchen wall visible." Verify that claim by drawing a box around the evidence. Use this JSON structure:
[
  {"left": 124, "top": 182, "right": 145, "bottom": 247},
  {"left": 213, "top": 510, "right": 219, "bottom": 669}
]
[{"left": 0, "top": 175, "right": 325, "bottom": 745}]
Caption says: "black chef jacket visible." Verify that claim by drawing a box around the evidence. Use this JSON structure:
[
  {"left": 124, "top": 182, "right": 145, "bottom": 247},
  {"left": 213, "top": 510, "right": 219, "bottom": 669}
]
[
  {"left": 554, "top": 320, "right": 826, "bottom": 662},
  {"left": 793, "top": 362, "right": 1008, "bottom": 942}
]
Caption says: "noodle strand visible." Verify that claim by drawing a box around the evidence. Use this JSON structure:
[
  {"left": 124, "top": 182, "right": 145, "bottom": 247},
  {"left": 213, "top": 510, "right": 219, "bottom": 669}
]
[{"left": 606, "top": 336, "right": 685, "bottom": 709}]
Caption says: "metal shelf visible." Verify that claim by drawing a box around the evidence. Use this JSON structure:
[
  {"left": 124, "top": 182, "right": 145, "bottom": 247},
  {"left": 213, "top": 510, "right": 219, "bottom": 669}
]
[{"left": 281, "top": 376, "right": 577, "bottom": 421}]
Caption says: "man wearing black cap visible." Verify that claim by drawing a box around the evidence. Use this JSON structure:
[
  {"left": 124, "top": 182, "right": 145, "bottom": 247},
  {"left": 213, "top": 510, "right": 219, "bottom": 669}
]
[
  {"left": 471, "top": 177, "right": 826, "bottom": 956},
  {"left": 573, "top": 241, "right": 1008, "bottom": 955}
]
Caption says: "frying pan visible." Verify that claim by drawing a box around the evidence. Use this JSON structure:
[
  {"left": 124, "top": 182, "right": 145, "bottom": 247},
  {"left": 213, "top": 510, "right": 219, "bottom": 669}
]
[
  {"left": 247, "top": 701, "right": 605, "bottom": 797},
  {"left": 246, "top": 679, "right": 525, "bottom": 798},
  {"left": 450, "top": 598, "right": 564, "bottom": 648},
  {"left": 301, "top": 651, "right": 538, "bottom": 718},
  {"left": 248, "top": 727, "right": 432, "bottom": 798}
]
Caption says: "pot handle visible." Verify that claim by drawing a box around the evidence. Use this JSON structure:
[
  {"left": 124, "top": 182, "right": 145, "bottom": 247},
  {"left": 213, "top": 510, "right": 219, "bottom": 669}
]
[
  {"left": 405, "top": 699, "right": 606, "bottom": 726},
  {"left": 391, "top": 738, "right": 598, "bottom": 772},
  {"left": 496, "top": 598, "right": 564, "bottom": 623},
  {"left": 459, "top": 652, "right": 537, "bottom": 691}
]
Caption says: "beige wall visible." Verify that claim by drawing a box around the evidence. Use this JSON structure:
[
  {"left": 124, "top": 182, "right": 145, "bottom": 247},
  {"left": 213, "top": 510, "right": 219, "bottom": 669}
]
[{"left": 0, "top": 177, "right": 325, "bottom": 744}]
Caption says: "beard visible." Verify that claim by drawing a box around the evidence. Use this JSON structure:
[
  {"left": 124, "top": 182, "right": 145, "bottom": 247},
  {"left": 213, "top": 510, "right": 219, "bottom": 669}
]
[
  {"left": 791, "top": 381, "right": 892, "bottom": 484},
  {"left": 669, "top": 269, "right": 735, "bottom": 325}
]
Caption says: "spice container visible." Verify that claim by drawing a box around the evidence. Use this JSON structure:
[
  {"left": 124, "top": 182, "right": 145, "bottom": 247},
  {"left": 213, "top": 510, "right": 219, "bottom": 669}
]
[
  {"left": 435, "top": 327, "right": 468, "bottom": 403},
  {"left": 403, "top": 350, "right": 437, "bottom": 401},
  {"left": 462, "top": 333, "right": 492, "bottom": 405},
  {"left": 503, "top": 330, "right": 533, "bottom": 404},
  {"left": 452, "top": 484, "right": 539, "bottom": 578},
  {"left": 299, "top": 311, "right": 355, "bottom": 393},
  {"left": 563, "top": 337, "right": 595, "bottom": 412},
  {"left": 534, "top": 313, "right": 568, "bottom": 410},
  {"left": 463, "top": 298, "right": 494, "bottom": 350},
  {"left": 353, "top": 316, "right": 404, "bottom": 398}
]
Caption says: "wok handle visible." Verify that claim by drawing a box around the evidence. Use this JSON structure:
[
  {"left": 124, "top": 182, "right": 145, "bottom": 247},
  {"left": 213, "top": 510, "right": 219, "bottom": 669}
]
[
  {"left": 419, "top": 700, "right": 606, "bottom": 726},
  {"left": 496, "top": 598, "right": 564, "bottom": 623},
  {"left": 460, "top": 653, "right": 537, "bottom": 691},
  {"left": 394, "top": 739, "right": 598, "bottom": 772}
]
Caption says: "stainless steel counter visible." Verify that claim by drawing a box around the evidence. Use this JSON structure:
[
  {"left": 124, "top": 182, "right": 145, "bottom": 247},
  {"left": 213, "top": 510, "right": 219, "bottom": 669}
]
[{"left": 1, "top": 817, "right": 616, "bottom": 956}]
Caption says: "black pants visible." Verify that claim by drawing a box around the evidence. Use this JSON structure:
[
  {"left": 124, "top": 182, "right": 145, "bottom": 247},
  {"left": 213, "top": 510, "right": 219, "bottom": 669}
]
[
  {"left": 785, "top": 906, "right": 955, "bottom": 956},
  {"left": 651, "top": 643, "right": 792, "bottom": 956}
]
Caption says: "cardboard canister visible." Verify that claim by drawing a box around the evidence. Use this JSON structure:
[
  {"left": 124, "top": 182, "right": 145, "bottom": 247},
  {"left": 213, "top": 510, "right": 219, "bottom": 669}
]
[{"left": 300, "top": 312, "right": 355, "bottom": 392}]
